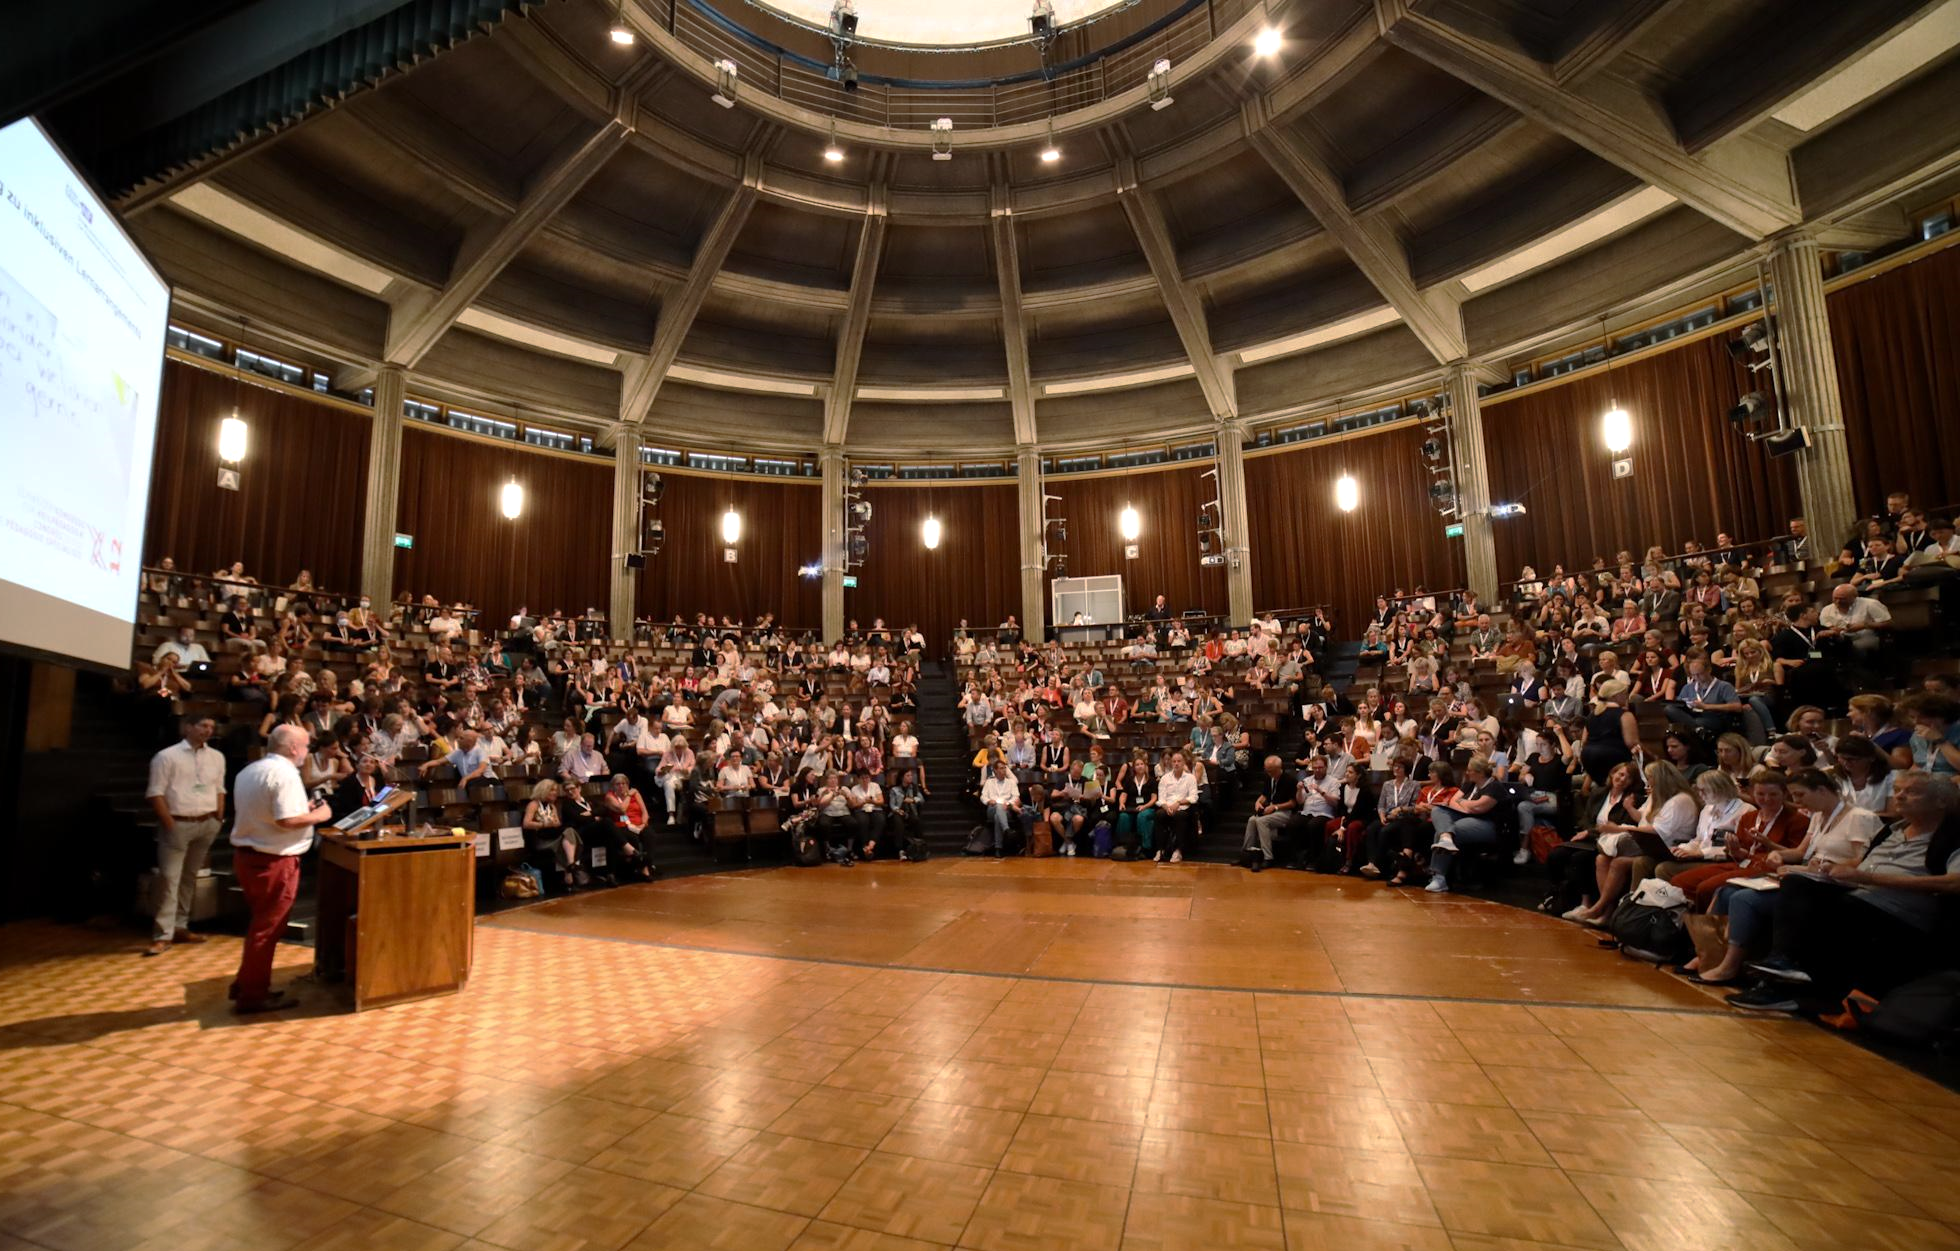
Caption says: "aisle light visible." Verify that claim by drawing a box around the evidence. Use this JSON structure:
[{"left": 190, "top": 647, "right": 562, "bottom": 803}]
[
  {"left": 1335, "top": 473, "right": 1358, "bottom": 513},
  {"left": 500, "top": 478, "right": 524, "bottom": 520},
  {"left": 720, "top": 507, "right": 743, "bottom": 544},
  {"left": 1119, "top": 504, "right": 1141, "bottom": 541},
  {"left": 217, "top": 414, "right": 249, "bottom": 463},
  {"left": 922, "top": 514, "right": 943, "bottom": 550},
  {"left": 1601, "top": 405, "right": 1632, "bottom": 454}
]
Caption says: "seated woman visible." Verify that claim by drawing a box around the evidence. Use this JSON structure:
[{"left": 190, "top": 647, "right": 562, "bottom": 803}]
[
  {"left": 524, "top": 779, "right": 585, "bottom": 892},
  {"left": 1691, "top": 766, "right": 1893, "bottom": 987},
  {"left": 1666, "top": 769, "right": 1805, "bottom": 912},
  {"left": 1382, "top": 763, "right": 1460, "bottom": 886},
  {"left": 1564, "top": 761, "right": 1700, "bottom": 926},
  {"left": 1653, "top": 769, "right": 1754, "bottom": 881}
]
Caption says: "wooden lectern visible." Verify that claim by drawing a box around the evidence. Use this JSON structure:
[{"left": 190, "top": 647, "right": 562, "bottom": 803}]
[{"left": 315, "top": 794, "right": 474, "bottom": 1011}]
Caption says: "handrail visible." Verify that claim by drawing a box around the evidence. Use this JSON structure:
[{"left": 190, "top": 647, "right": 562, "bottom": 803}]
[{"left": 1498, "top": 536, "right": 1790, "bottom": 592}]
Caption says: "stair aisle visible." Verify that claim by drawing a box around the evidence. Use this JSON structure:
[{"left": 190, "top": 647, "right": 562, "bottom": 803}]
[{"left": 912, "top": 660, "right": 980, "bottom": 855}]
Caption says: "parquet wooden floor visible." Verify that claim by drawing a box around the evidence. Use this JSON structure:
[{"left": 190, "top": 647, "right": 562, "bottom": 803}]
[{"left": 0, "top": 860, "right": 1955, "bottom": 1251}]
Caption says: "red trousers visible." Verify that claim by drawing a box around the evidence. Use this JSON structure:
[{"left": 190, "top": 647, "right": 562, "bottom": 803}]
[{"left": 233, "top": 848, "right": 300, "bottom": 1004}]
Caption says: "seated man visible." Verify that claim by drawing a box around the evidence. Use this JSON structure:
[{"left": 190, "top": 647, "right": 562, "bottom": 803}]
[
  {"left": 558, "top": 732, "right": 607, "bottom": 786},
  {"left": 419, "top": 727, "right": 494, "bottom": 786},
  {"left": 815, "top": 770, "right": 861, "bottom": 863},
  {"left": 1041, "top": 762, "right": 1095, "bottom": 857},
  {"left": 153, "top": 626, "right": 212, "bottom": 675},
  {"left": 219, "top": 596, "right": 266, "bottom": 655},
  {"left": 847, "top": 768, "right": 886, "bottom": 858},
  {"left": 1722, "top": 771, "right": 1960, "bottom": 1012},
  {"left": 978, "top": 759, "right": 1027, "bottom": 858},
  {"left": 1665, "top": 648, "right": 1746, "bottom": 738},
  {"left": 1819, "top": 582, "right": 1892, "bottom": 663},
  {"left": 1239, "top": 755, "right": 1299, "bottom": 871}
]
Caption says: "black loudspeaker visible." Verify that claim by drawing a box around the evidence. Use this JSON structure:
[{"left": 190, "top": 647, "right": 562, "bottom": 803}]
[{"left": 624, "top": 554, "right": 647, "bottom": 570}]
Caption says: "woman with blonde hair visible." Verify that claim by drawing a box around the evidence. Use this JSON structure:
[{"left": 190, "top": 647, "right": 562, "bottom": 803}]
[
  {"left": 524, "top": 778, "right": 584, "bottom": 892},
  {"left": 1564, "top": 761, "right": 1700, "bottom": 926}
]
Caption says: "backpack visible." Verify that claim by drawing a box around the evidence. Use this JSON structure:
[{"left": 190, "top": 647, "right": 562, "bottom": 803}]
[
  {"left": 901, "top": 836, "right": 930, "bottom": 862},
  {"left": 964, "top": 826, "right": 992, "bottom": 856},
  {"left": 1867, "top": 971, "right": 1960, "bottom": 1045},
  {"left": 1091, "top": 822, "right": 1113, "bottom": 858},
  {"left": 1608, "top": 898, "right": 1691, "bottom": 964},
  {"left": 794, "top": 832, "right": 824, "bottom": 866}
]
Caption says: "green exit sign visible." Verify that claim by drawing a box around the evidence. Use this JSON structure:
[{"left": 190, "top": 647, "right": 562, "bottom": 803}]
[
  {"left": 842, "top": 575, "right": 858, "bottom": 589},
  {"left": 1444, "top": 523, "right": 1464, "bottom": 539},
  {"left": 393, "top": 532, "right": 414, "bottom": 549}
]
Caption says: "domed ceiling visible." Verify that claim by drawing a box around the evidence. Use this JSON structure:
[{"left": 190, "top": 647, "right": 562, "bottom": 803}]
[
  {"left": 108, "top": 0, "right": 1960, "bottom": 456},
  {"left": 752, "top": 0, "right": 1137, "bottom": 47}
]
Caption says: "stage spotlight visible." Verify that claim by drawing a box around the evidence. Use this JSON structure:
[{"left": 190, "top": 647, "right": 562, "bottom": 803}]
[
  {"left": 1763, "top": 427, "right": 1810, "bottom": 458},
  {"left": 1148, "top": 58, "right": 1173, "bottom": 110},
  {"left": 1253, "top": 26, "right": 1282, "bottom": 57},
  {"left": 840, "top": 63, "right": 859, "bottom": 92},
  {"left": 642, "top": 471, "right": 663, "bottom": 504},
  {"left": 1729, "top": 391, "right": 1769, "bottom": 425},
  {"left": 1050, "top": 555, "right": 1068, "bottom": 578},
  {"left": 1420, "top": 437, "right": 1442, "bottom": 462},
  {"left": 1030, "top": 0, "right": 1054, "bottom": 38},
  {"left": 1727, "top": 321, "right": 1770, "bottom": 362},
  {"left": 1198, "top": 531, "right": 1212, "bottom": 552},
  {"left": 931, "top": 116, "right": 953, "bottom": 161},
  {"left": 850, "top": 499, "right": 873, "bottom": 523},
  {"left": 1428, "top": 480, "right": 1455, "bottom": 504},
  {"left": 829, "top": 0, "right": 856, "bottom": 37},
  {"left": 848, "top": 533, "right": 869, "bottom": 561}
]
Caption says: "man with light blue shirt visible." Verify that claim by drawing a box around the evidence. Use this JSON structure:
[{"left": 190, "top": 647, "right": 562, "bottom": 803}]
[{"left": 422, "top": 727, "right": 493, "bottom": 785}]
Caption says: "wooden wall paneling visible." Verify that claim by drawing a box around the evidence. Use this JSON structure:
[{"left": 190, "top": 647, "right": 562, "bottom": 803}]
[
  {"left": 145, "top": 359, "right": 370, "bottom": 591},
  {"left": 1049, "top": 465, "right": 1230, "bottom": 622},
  {"left": 1480, "top": 335, "right": 1800, "bottom": 579},
  {"left": 633, "top": 471, "right": 825, "bottom": 631},
  {"left": 392, "top": 426, "right": 612, "bottom": 627},
  {"left": 847, "top": 482, "right": 1020, "bottom": 651},
  {"left": 1245, "top": 423, "right": 1468, "bottom": 634}
]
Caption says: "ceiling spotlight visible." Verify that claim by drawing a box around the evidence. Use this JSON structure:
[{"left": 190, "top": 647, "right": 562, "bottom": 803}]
[
  {"left": 1335, "top": 473, "right": 1359, "bottom": 513},
  {"left": 1253, "top": 26, "right": 1282, "bottom": 57},
  {"left": 829, "top": 0, "right": 857, "bottom": 37},
  {"left": 921, "top": 515, "right": 942, "bottom": 550},
  {"left": 823, "top": 119, "right": 844, "bottom": 163},
  {"left": 931, "top": 116, "right": 953, "bottom": 161},
  {"left": 1030, "top": 0, "right": 1054, "bottom": 39},
  {"left": 1148, "top": 57, "right": 1174, "bottom": 110},
  {"left": 1601, "top": 405, "right": 1632, "bottom": 454},
  {"left": 1728, "top": 391, "right": 1771, "bottom": 426},
  {"left": 711, "top": 59, "right": 738, "bottom": 108}
]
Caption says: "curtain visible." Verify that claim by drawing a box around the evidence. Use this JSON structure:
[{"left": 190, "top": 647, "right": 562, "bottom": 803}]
[
  {"left": 1481, "top": 334, "right": 1800, "bottom": 579},
  {"left": 633, "top": 471, "right": 825, "bottom": 631},
  {"left": 1827, "top": 242, "right": 1960, "bottom": 517},
  {"left": 144, "top": 359, "right": 370, "bottom": 592},
  {"left": 1246, "top": 423, "right": 1467, "bottom": 634},
  {"left": 1051, "top": 465, "right": 1231, "bottom": 622},
  {"left": 393, "top": 426, "right": 612, "bottom": 626},
  {"left": 847, "top": 483, "right": 1021, "bottom": 652}
]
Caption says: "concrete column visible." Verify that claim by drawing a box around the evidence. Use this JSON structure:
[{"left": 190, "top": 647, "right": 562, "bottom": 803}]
[
  {"left": 1767, "top": 230, "right": 1858, "bottom": 553},
  {"left": 359, "top": 365, "right": 407, "bottom": 607},
  {"left": 821, "top": 446, "right": 846, "bottom": 643},
  {"left": 1016, "top": 445, "right": 1047, "bottom": 641},
  {"left": 1445, "top": 362, "right": 1499, "bottom": 603},
  {"left": 1215, "top": 418, "right": 1254, "bottom": 626},
  {"left": 609, "top": 437, "right": 639, "bottom": 641}
]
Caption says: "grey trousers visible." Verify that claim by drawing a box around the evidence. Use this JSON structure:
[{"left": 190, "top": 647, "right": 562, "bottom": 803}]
[
  {"left": 1242, "top": 812, "right": 1298, "bottom": 859},
  {"left": 154, "top": 818, "right": 220, "bottom": 940}
]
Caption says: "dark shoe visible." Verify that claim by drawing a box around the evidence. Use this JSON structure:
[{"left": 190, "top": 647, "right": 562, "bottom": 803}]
[
  {"left": 233, "top": 991, "right": 299, "bottom": 1015},
  {"left": 1746, "top": 956, "right": 1811, "bottom": 985},
  {"left": 172, "top": 930, "right": 207, "bottom": 945},
  {"left": 1250, "top": 857, "right": 1264, "bottom": 873},
  {"left": 1727, "top": 983, "right": 1799, "bottom": 1013},
  {"left": 142, "top": 940, "right": 170, "bottom": 958}
]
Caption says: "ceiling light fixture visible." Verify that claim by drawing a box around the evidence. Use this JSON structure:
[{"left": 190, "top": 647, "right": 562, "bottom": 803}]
[
  {"left": 1597, "top": 316, "right": 1632, "bottom": 455},
  {"left": 1119, "top": 504, "right": 1141, "bottom": 542},
  {"left": 217, "top": 414, "right": 249, "bottom": 464},
  {"left": 711, "top": 58, "right": 738, "bottom": 108},
  {"left": 1039, "top": 117, "right": 1060, "bottom": 163},
  {"left": 1335, "top": 473, "right": 1358, "bottom": 513},
  {"left": 922, "top": 514, "right": 942, "bottom": 550},
  {"left": 720, "top": 507, "right": 743, "bottom": 545},
  {"left": 500, "top": 478, "right": 524, "bottom": 520},
  {"left": 823, "top": 119, "right": 844, "bottom": 163},
  {"left": 608, "top": 1, "right": 634, "bottom": 45},
  {"left": 931, "top": 116, "right": 953, "bottom": 161},
  {"left": 1253, "top": 26, "right": 1282, "bottom": 57}
]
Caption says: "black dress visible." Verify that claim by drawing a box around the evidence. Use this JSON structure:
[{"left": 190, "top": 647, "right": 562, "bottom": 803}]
[{"left": 1579, "top": 707, "right": 1633, "bottom": 784}]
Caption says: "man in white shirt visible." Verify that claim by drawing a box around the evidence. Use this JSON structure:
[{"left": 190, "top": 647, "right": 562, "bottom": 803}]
[
  {"left": 152, "top": 627, "right": 211, "bottom": 670},
  {"left": 1820, "top": 582, "right": 1891, "bottom": 660},
  {"left": 143, "top": 715, "right": 226, "bottom": 956},
  {"left": 978, "top": 760, "right": 1024, "bottom": 858},
  {"left": 1154, "top": 753, "right": 1199, "bottom": 864},
  {"left": 229, "top": 724, "right": 332, "bottom": 1012}
]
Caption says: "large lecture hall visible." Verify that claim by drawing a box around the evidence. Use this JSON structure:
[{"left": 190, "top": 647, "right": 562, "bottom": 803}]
[{"left": 3, "top": 0, "right": 1960, "bottom": 1248}]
